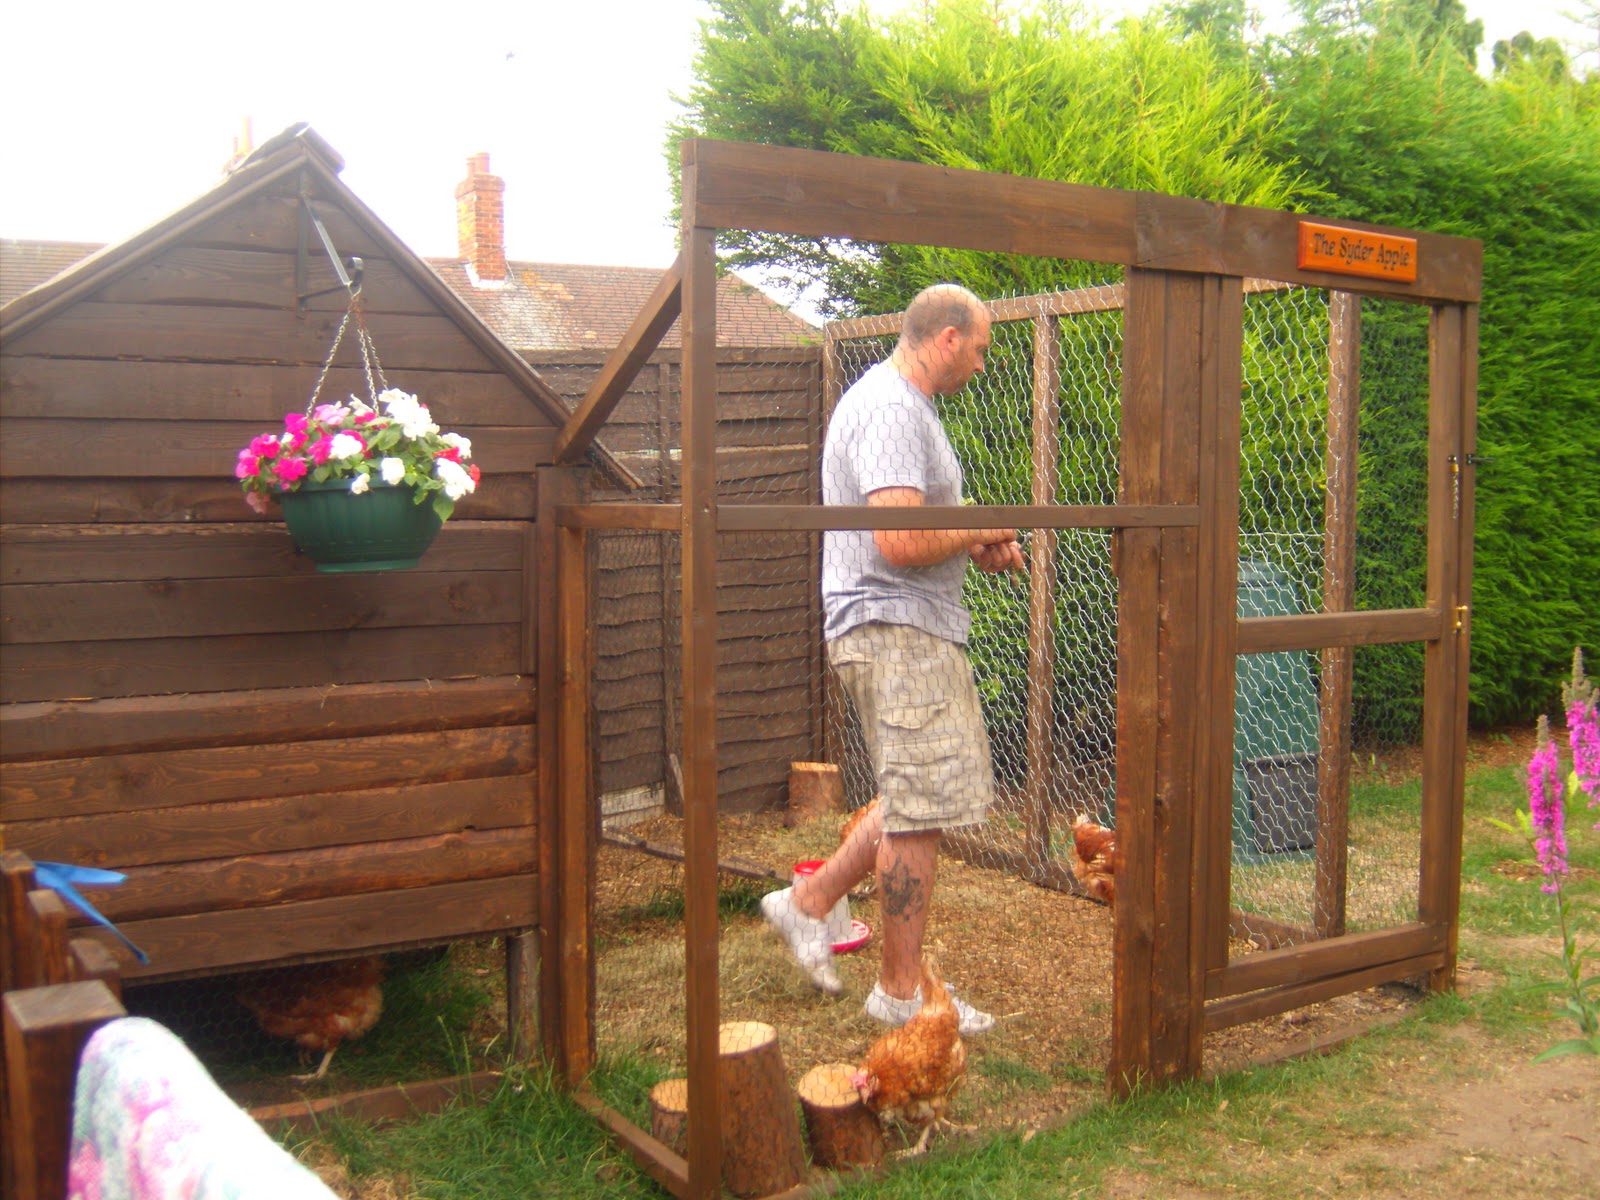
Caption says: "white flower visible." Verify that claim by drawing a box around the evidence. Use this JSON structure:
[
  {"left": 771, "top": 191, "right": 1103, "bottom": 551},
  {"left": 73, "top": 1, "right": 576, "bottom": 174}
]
[
  {"left": 328, "top": 432, "right": 366, "bottom": 461},
  {"left": 435, "top": 457, "right": 476, "bottom": 501},
  {"left": 349, "top": 473, "right": 371, "bottom": 495},
  {"left": 378, "top": 388, "right": 421, "bottom": 421},
  {"left": 441, "top": 432, "right": 473, "bottom": 459},
  {"left": 380, "top": 457, "right": 406, "bottom": 486},
  {"left": 347, "top": 396, "right": 374, "bottom": 416},
  {"left": 403, "top": 410, "right": 440, "bottom": 440}
]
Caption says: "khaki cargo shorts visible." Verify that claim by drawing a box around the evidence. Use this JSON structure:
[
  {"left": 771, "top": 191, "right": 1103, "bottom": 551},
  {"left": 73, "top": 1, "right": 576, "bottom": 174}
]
[{"left": 828, "top": 622, "right": 994, "bottom": 834}]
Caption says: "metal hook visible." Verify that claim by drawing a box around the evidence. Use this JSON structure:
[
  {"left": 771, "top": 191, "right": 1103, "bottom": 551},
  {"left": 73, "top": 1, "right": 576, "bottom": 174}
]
[{"left": 296, "top": 176, "right": 364, "bottom": 311}]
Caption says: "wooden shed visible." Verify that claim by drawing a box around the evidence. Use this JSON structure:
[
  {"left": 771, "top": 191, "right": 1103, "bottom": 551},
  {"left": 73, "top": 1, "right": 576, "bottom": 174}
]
[{"left": 0, "top": 126, "right": 629, "bottom": 1052}]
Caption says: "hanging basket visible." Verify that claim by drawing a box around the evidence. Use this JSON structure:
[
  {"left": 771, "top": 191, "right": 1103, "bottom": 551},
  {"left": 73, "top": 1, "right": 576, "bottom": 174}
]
[{"left": 279, "top": 480, "right": 443, "bottom": 573}]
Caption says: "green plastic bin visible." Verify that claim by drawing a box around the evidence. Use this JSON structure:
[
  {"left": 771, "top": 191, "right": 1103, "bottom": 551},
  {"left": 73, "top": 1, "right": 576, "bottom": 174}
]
[{"left": 1233, "top": 560, "right": 1320, "bottom": 861}]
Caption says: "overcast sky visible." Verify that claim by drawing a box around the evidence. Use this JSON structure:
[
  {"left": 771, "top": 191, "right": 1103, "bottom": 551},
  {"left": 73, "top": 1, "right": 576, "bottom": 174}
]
[{"left": 1, "top": 0, "right": 1590, "bottom": 269}]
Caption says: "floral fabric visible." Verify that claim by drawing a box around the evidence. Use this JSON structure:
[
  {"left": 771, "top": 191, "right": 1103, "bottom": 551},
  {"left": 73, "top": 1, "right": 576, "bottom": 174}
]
[{"left": 68, "top": 1017, "right": 337, "bottom": 1200}]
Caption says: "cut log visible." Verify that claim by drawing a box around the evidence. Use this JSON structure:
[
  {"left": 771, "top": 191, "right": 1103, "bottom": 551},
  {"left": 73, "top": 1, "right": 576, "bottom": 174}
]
[
  {"left": 786, "top": 762, "right": 844, "bottom": 828},
  {"left": 648, "top": 1077, "right": 689, "bottom": 1156},
  {"left": 718, "top": 1020, "right": 808, "bottom": 1197},
  {"left": 797, "top": 1062, "right": 885, "bottom": 1170}
]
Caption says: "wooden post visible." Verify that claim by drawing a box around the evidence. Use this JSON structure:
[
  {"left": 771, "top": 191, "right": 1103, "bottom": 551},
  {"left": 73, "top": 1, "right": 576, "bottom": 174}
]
[
  {"left": 505, "top": 930, "right": 539, "bottom": 1061},
  {"left": 797, "top": 1062, "right": 885, "bottom": 1170},
  {"left": 1422, "top": 302, "right": 1475, "bottom": 994},
  {"left": 1315, "top": 292, "right": 1360, "bottom": 940},
  {"left": 786, "top": 762, "right": 846, "bottom": 827},
  {"left": 1112, "top": 268, "right": 1227, "bottom": 1091},
  {"left": 1023, "top": 312, "right": 1062, "bottom": 876},
  {"left": 820, "top": 325, "right": 850, "bottom": 773},
  {"left": 678, "top": 178, "right": 724, "bottom": 1200},
  {"left": 536, "top": 466, "right": 586, "bottom": 1073},
  {"left": 3, "top": 981, "right": 127, "bottom": 1200},
  {"left": 717, "top": 1022, "right": 808, "bottom": 1198},
  {"left": 549, "top": 471, "right": 596, "bottom": 1082}
]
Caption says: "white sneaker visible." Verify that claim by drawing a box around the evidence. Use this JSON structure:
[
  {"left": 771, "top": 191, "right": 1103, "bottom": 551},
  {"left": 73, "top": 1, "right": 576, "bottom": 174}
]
[
  {"left": 760, "top": 887, "right": 842, "bottom": 996},
  {"left": 864, "top": 981, "right": 995, "bottom": 1036}
]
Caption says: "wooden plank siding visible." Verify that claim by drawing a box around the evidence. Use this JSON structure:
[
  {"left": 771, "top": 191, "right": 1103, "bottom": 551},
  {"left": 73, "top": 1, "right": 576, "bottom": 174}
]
[
  {"left": 537, "top": 349, "right": 825, "bottom": 812},
  {"left": 0, "top": 162, "right": 553, "bottom": 987}
]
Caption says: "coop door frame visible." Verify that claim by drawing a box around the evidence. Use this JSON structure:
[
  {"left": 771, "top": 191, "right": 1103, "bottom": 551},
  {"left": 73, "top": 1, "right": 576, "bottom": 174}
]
[{"left": 1193, "top": 300, "right": 1478, "bottom": 1038}]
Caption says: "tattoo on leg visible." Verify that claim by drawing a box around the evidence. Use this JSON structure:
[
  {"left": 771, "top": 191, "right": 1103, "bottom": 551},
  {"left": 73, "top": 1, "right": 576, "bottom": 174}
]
[{"left": 880, "top": 858, "right": 926, "bottom": 919}]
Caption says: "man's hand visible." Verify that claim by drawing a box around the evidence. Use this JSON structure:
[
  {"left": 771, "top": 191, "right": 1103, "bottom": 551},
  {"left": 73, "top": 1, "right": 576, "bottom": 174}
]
[{"left": 970, "top": 537, "right": 1025, "bottom": 574}]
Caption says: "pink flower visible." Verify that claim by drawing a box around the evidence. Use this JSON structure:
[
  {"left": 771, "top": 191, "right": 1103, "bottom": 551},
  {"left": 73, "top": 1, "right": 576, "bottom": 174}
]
[
  {"left": 244, "top": 491, "right": 270, "bottom": 514},
  {"left": 234, "top": 452, "right": 259, "bottom": 480},
  {"left": 275, "top": 457, "right": 308, "bottom": 486},
  {"left": 353, "top": 411, "right": 379, "bottom": 425},
  {"left": 312, "top": 402, "right": 350, "bottom": 425},
  {"left": 283, "top": 413, "right": 309, "bottom": 437},
  {"left": 309, "top": 436, "right": 335, "bottom": 465},
  {"left": 249, "top": 434, "right": 281, "bottom": 458},
  {"left": 1526, "top": 715, "right": 1568, "bottom": 893},
  {"left": 435, "top": 445, "right": 463, "bottom": 464},
  {"left": 468, "top": 464, "right": 481, "bottom": 485}
]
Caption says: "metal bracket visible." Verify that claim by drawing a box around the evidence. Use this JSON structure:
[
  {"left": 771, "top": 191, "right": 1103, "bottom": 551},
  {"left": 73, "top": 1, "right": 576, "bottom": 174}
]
[{"left": 296, "top": 176, "right": 364, "bottom": 313}]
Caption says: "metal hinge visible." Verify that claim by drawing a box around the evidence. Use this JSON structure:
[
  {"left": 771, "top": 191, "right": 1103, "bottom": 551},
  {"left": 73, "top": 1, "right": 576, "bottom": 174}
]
[
  {"left": 1454, "top": 605, "right": 1470, "bottom": 633},
  {"left": 1447, "top": 454, "right": 1491, "bottom": 520}
]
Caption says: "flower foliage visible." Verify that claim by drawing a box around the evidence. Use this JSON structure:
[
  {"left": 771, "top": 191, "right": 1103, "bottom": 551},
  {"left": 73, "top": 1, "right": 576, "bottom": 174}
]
[
  {"left": 236, "top": 389, "right": 479, "bottom": 522},
  {"left": 1492, "top": 646, "right": 1600, "bottom": 1061}
]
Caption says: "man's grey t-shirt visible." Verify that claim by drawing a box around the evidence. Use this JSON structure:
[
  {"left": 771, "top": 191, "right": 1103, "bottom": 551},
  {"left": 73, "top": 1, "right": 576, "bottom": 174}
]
[{"left": 821, "top": 362, "right": 970, "bottom": 645}]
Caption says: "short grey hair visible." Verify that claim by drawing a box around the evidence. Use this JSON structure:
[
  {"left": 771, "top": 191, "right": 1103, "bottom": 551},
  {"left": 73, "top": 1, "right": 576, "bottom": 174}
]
[{"left": 899, "top": 283, "right": 985, "bottom": 348}]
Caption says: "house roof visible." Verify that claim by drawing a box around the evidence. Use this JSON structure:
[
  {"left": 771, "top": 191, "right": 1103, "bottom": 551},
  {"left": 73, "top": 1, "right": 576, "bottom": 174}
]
[
  {"left": 0, "top": 126, "right": 641, "bottom": 487},
  {"left": 426, "top": 259, "right": 816, "bottom": 352},
  {"left": 0, "top": 239, "right": 106, "bottom": 306}
]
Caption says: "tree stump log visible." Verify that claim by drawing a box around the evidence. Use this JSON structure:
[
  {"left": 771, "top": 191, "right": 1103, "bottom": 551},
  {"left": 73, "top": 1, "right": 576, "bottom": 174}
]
[
  {"left": 648, "top": 1077, "right": 689, "bottom": 1156},
  {"left": 786, "top": 762, "right": 845, "bottom": 828},
  {"left": 797, "top": 1062, "right": 885, "bottom": 1170},
  {"left": 718, "top": 1021, "right": 808, "bottom": 1197}
]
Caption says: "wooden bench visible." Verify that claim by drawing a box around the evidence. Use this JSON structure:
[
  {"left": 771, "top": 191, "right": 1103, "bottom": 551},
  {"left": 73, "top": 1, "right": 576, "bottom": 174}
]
[{"left": 2, "top": 849, "right": 129, "bottom": 1200}]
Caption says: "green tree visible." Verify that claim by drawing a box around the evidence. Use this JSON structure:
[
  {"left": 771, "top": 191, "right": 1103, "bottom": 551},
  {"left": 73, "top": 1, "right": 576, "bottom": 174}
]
[{"left": 674, "top": 0, "right": 1311, "bottom": 313}]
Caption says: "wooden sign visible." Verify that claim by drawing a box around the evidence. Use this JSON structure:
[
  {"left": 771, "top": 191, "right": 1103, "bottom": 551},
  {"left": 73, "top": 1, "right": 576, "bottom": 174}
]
[{"left": 1298, "top": 221, "right": 1418, "bottom": 283}]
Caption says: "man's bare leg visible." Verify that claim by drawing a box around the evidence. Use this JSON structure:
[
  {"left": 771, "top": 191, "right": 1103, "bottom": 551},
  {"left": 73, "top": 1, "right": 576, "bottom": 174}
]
[
  {"left": 875, "top": 829, "right": 939, "bottom": 999},
  {"left": 791, "top": 799, "right": 883, "bottom": 919}
]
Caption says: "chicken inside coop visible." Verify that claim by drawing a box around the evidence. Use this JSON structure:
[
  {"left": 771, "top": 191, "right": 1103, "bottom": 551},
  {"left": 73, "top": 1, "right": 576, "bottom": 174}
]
[
  {"left": 1071, "top": 813, "right": 1118, "bottom": 906},
  {"left": 851, "top": 956, "right": 970, "bottom": 1157},
  {"left": 235, "top": 955, "right": 385, "bottom": 1082}
]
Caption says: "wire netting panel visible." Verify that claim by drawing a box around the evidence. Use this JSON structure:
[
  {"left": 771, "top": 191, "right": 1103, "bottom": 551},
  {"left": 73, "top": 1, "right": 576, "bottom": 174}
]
[
  {"left": 590, "top": 528, "right": 690, "bottom": 1132},
  {"left": 1228, "top": 290, "right": 1433, "bottom": 952}
]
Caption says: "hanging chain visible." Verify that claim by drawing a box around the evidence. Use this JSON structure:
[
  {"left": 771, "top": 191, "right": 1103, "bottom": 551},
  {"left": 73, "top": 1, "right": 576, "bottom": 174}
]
[{"left": 303, "top": 293, "right": 391, "bottom": 416}]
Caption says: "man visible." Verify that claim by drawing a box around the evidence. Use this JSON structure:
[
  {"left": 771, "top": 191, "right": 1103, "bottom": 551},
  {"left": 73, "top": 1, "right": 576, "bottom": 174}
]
[{"left": 761, "top": 283, "right": 1024, "bottom": 1036}]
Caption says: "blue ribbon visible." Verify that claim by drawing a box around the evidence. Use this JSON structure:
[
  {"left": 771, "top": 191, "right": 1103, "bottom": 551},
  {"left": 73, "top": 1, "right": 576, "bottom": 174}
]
[{"left": 33, "top": 861, "right": 150, "bottom": 965}]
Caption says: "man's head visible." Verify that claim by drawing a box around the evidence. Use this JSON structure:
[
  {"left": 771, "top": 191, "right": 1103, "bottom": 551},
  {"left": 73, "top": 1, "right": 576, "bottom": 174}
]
[{"left": 895, "top": 284, "right": 991, "bottom": 396}]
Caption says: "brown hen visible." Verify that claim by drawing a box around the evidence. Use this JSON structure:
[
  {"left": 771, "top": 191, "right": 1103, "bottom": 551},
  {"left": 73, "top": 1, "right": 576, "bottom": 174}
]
[
  {"left": 236, "top": 955, "right": 385, "bottom": 1081},
  {"left": 1071, "top": 814, "right": 1117, "bottom": 906},
  {"left": 851, "top": 956, "right": 967, "bottom": 1156}
]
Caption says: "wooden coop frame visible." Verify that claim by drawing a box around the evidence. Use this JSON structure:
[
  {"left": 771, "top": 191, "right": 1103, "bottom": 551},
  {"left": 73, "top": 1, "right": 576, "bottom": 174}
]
[{"left": 554, "top": 139, "right": 1482, "bottom": 1200}]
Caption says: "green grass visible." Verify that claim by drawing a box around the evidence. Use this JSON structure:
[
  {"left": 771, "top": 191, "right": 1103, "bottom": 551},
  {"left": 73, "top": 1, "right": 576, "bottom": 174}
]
[{"left": 624, "top": 878, "right": 772, "bottom": 926}]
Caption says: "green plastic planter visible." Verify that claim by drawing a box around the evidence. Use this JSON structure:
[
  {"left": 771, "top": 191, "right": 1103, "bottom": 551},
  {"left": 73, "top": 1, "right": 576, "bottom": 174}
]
[{"left": 278, "top": 479, "right": 443, "bottom": 573}]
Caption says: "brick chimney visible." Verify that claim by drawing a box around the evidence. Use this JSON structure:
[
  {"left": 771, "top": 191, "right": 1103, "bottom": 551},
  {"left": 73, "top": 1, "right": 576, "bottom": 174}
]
[{"left": 455, "top": 152, "right": 507, "bottom": 282}]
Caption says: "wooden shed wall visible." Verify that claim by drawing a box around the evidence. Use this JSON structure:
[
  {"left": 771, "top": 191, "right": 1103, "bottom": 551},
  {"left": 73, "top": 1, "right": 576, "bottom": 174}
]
[
  {"left": 0, "top": 172, "right": 544, "bottom": 981},
  {"left": 533, "top": 349, "right": 824, "bottom": 812}
]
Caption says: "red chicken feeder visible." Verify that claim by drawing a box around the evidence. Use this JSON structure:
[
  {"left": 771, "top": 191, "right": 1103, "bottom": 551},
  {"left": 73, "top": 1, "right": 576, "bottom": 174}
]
[{"left": 792, "top": 860, "right": 871, "bottom": 954}]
